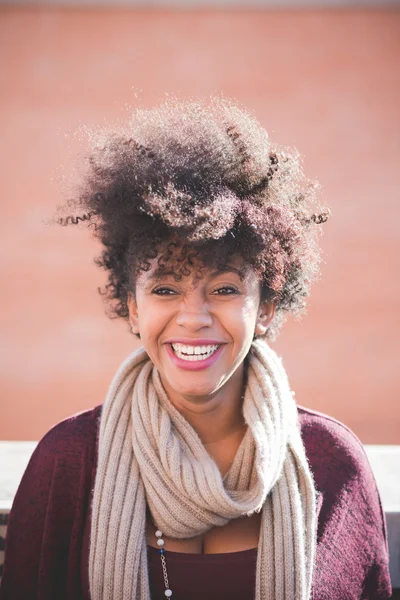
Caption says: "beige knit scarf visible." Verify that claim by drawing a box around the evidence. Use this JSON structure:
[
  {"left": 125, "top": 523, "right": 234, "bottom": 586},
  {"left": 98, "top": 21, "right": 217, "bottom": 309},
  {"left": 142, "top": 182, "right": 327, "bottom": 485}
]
[{"left": 89, "top": 339, "right": 318, "bottom": 600}]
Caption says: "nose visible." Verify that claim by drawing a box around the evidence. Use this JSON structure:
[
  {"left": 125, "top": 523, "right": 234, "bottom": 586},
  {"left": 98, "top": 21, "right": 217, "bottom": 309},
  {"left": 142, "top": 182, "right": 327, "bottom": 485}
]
[{"left": 175, "top": 294, "right": 213, "bottom": 331}]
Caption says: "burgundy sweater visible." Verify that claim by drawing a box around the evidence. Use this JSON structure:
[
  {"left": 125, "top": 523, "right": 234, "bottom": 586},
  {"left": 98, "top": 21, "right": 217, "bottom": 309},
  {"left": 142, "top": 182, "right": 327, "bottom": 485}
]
[{"left": 0, "top": 404, "right": 393, "bottom": 600}]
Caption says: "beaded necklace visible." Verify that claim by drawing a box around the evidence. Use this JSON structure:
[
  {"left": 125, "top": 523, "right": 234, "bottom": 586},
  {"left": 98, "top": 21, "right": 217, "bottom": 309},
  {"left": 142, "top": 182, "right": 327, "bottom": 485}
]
[{"left": 154, "top": 529, "right": 173, "bottom": 598}]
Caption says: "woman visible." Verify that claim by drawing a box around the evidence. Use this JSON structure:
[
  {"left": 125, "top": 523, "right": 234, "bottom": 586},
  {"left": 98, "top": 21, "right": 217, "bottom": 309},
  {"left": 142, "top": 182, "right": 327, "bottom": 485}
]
[{"left": 0, "top": 98, "right": 392, "bottom": 600}]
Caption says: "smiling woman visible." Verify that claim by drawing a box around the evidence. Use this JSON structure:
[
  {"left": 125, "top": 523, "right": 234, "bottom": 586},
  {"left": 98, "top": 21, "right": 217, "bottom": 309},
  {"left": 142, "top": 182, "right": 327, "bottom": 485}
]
[
  {"left": 129, "top": 254, "right": 273, "bottom": 404},
  {"left": 0, "top": 98, "right": 392, "bottom": 600}
]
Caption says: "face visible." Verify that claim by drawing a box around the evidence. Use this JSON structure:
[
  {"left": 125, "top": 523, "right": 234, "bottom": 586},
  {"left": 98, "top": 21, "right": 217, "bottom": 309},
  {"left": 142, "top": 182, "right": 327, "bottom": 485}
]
[{"left": 127, "top": 255, "right": 275, "bottom": 407}]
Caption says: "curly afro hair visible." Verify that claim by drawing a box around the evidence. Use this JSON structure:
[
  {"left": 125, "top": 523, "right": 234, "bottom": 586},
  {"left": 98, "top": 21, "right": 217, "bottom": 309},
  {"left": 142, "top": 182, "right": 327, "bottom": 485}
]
[{"left": 58, "top": 97, "right": 329, "bottom": 340}]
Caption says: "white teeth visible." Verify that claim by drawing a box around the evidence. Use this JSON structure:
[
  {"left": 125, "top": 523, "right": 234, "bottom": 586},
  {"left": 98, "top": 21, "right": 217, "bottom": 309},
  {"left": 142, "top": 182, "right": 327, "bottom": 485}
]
[{"left": 171, "top": 343, "right": 220, "bottom": 361}]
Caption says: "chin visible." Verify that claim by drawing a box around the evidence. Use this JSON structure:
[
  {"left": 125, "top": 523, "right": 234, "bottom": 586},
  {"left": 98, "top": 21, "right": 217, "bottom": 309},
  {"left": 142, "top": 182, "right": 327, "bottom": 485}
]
[{"left": 171, "top": 383, "right": 218, "bottom": 400}]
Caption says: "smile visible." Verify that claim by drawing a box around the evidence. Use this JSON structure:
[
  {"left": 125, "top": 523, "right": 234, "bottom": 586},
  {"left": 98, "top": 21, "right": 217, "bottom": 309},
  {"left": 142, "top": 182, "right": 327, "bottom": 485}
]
[{"left": 171, "top": 343, "right": 220, "bottom": 361}]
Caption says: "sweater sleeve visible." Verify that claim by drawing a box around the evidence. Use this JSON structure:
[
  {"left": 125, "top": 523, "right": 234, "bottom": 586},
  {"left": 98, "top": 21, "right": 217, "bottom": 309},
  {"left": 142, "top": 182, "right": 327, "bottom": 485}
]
[
  {"left": 358, "top": 465, "right": 392, "bottom": 600},
  {"left": 0, "top": 408, "right": 99, "bottom": 600},
  {"left": 332, "top": 464, "right": 392, "bottom": 600},
  {"left": 301, "top": 409, "right": 393, "bottom": 600}
]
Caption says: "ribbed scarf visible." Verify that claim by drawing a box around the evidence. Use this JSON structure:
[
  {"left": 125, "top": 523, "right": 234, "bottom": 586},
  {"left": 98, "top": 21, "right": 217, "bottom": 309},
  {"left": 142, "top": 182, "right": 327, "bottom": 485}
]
[{"left": 89, "top": 339, "right": 318, "bottom": 599}]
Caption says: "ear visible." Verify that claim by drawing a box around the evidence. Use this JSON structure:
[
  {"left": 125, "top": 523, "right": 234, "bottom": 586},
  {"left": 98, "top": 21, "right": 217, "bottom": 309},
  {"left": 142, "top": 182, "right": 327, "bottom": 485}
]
[
  {"left": 254, "top": 301, "right": 275, "bottom": 336},
  {"left": 127, "top": 291, "right": 140, "bottom": 335}
]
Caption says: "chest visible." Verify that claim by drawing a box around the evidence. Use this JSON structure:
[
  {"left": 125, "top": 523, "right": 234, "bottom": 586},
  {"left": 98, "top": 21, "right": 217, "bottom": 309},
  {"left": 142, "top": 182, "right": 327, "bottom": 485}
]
[{"left": 146, "top": 510, "right": 261, "bottom": 554}]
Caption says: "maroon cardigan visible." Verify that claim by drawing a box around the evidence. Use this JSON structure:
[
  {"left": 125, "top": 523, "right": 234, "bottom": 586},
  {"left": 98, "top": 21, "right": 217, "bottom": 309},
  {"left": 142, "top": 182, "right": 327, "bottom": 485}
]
[{"left": 0, "top": 404, "right": 393, "bottom": 599}]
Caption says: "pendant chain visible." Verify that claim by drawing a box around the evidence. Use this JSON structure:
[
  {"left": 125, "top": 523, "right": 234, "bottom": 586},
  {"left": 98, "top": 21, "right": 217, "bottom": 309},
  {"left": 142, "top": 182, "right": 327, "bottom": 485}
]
[{"left": 155, "top": 530, "right": 173, "bottom": 597}]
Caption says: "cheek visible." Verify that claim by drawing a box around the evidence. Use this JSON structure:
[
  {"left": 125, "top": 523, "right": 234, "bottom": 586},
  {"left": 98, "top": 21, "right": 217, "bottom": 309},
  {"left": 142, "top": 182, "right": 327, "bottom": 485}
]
[
  {"left": 219, "top": 298, "right": 258, "bottom": 342},
  {"left": 136, "top": 299, "right": 171, "bottom": 342}
]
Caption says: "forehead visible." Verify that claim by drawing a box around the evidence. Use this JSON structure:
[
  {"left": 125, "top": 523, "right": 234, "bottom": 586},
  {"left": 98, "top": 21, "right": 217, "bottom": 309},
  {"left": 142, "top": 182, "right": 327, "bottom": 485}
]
[{"left": 136, "top": 252, "right": 252, "bottom": 285}]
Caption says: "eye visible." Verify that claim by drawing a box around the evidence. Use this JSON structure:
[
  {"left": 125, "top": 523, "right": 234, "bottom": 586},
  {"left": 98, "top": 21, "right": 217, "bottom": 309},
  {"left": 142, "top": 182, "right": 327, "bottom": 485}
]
[
  {"left": 212, "top": 286, "right": 239, "bottom": 295},
  {"left": 152, "top": 287, "right": 177, "bottom": 296}
]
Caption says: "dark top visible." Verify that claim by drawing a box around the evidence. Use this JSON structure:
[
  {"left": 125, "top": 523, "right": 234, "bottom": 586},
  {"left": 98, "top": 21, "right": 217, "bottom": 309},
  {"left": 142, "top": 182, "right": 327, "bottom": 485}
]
[{"left": 0, "top": 404, "right": 393, "bottom": 600}]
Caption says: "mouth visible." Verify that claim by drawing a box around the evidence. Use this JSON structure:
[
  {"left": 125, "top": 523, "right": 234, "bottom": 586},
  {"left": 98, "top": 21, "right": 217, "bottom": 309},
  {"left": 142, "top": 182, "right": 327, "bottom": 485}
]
[{"left": 170, "top": 343, "right": 220, "bottom": 362}]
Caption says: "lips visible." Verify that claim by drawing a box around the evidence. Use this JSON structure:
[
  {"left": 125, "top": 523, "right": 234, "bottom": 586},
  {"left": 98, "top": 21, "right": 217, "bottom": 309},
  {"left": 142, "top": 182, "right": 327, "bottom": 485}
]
[{"left": 165, "top": 341, "right": 225, "bottom": 371}]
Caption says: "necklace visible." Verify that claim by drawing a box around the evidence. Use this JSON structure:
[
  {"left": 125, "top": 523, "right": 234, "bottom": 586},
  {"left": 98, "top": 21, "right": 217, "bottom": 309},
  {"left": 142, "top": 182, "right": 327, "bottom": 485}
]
[{"left": 154, "top": 529, "right": 173, "bottom": 598}]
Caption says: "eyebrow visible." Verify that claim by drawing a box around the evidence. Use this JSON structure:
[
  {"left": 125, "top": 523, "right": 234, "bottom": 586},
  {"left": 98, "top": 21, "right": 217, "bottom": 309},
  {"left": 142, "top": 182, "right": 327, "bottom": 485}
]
[{"left": 145, "top": 265, "right": 246, "bottom": 282}]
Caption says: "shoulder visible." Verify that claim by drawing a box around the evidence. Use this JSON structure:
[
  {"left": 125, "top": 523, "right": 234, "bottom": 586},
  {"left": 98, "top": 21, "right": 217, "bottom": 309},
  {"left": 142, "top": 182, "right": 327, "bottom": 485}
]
[
  {"left": 297, "top": 408, "right": 391, "bottom": 597},
  {"left": 296, "top": 404, "right": 385, "bottom": 534},
  {"left": 297, "top": 404, "right": 371, "bottom": 485},
  {"left": 297, "top": 405, "right": 388, "bottom": 558},
  {"left": 14, "top": 404, "right": 103, "bottom": 497},
  {"left": 35, "top": 403, "right": 102, "bottom": 460},
  {"left": 8, "top": 404, "right": 103, "bottom": 538},
  {"left": 0, "top": 406, "right": 103, "bottom": 597}
]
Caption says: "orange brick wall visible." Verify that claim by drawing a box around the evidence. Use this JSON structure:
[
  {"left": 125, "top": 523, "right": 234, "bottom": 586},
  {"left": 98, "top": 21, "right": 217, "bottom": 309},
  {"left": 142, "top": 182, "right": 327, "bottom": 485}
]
[{"left": 0, "top": 7, "right": 399, "bottom": 442}]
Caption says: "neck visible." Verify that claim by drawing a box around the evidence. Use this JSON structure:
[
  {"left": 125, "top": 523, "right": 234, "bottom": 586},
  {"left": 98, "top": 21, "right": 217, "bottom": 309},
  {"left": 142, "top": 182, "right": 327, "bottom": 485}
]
[{"left": 161, "top": 363, "right": 247, "bottom": 445}]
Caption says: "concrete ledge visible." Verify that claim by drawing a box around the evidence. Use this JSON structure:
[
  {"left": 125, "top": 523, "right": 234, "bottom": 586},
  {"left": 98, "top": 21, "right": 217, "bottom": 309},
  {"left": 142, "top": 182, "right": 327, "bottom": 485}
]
[
  {"left": 364, "top": 446, "right": 400, "bottom": 588},
  {"left": 0, "top": 442, "right": 399, "bottom": 586},
  {"left": 0, "top": 441, "right": 37, "bottom": 513}
]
